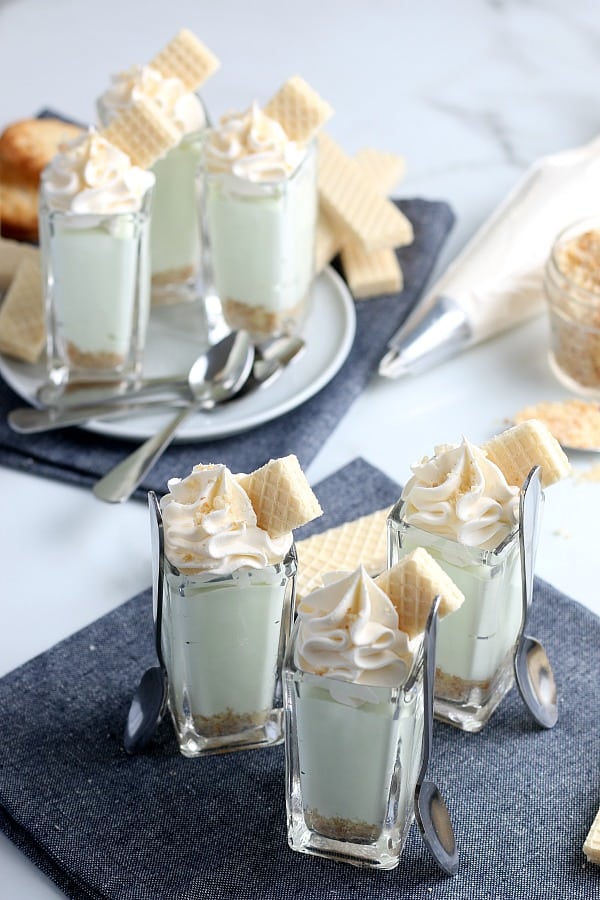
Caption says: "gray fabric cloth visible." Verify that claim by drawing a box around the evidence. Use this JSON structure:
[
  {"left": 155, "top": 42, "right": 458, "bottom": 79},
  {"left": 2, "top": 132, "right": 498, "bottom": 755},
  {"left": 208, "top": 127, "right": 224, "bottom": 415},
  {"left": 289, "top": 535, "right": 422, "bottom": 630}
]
[
  {"left": 0, "top": 199, "right": 454, "bottom": 500},
  {"left": 0, "top": 457, "right": 598, "bottom": 899}
]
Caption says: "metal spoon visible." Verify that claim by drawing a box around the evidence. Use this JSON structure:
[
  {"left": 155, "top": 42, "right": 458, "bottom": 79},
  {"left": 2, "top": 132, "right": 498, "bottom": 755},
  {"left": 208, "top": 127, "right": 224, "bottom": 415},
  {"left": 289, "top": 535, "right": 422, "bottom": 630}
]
[
  {"left": 123, "top": 491, "right": 167, "bottom": 754},
  {"left": 93, "top": 330, "right": 254, "bottom": 504},
  {"left": 514, "top": 466, "right": 558, "bottom": 729},
  {"left": 414, "top": 595, "right": 459, "bottom": 876}
]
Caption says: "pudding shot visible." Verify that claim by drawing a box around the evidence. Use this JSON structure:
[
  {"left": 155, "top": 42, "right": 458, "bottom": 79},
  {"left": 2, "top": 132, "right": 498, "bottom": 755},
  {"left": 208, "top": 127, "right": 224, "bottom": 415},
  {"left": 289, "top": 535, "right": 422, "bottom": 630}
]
[
  {"left": 284, "top": 552, "right": 463, "bottom": 869},
  {"left": 203, "top": 77, "right": 332, "bottom": 340},
  {"left": 40, "top": 128, "right": 154, "bottom": 385},
  {"left": 388, "top": 420, "right": 570, "bottom": 732},
  {"left": 159, "top": 455, "right": 321, "bottom": 756}
]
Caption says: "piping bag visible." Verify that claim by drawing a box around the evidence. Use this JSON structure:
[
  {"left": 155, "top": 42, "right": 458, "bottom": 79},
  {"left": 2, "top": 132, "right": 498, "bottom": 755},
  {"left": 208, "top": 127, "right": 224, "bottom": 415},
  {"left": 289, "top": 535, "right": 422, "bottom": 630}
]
[{"left": 379, "top": 135, "right": 600, "bottom": 378}]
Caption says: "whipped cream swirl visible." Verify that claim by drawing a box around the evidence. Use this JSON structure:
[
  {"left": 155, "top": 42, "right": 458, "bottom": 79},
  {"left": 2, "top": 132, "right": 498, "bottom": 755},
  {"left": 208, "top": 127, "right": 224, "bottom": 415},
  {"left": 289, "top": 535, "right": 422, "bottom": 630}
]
[
  {"left": 99, "top": 64, "right": 205, "bottom": 135},
  {"left": 205, "top": 102, "right": 305, "bottom": 181},
  {"left": 160, "top": 464, "right": 292, "bottom": 575},
  {"left": 401, "top": 438, "right": 519, "bottom": 549},
  {"left": 295, "top": 566, "right": 415, "bottom": 688},
  {"left": 42, "top": 129, "right": 154, "bottom": 214}
]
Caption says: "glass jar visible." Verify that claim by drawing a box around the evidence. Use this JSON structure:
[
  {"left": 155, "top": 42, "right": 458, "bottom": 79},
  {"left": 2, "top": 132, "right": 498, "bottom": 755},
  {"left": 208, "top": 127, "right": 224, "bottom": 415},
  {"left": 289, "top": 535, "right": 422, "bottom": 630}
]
[
  {"left": 284, "top": 626, "right": 424, "bottom": 870},
  {"left": 387, "top": 499, "right": 532, "bottom": 732},
  {"left": 162, "top": 546, "right": 297, "bottom": 757},
  {"left": 544, "top": 217, "right": 600, "bottom": 396}
]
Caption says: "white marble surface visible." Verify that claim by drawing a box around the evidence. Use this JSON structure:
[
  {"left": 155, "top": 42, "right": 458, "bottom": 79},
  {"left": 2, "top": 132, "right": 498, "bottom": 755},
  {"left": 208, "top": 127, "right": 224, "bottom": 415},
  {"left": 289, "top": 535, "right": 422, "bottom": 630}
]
[{"left": 1, "top": 0, "right": 600, "bottom": 894}]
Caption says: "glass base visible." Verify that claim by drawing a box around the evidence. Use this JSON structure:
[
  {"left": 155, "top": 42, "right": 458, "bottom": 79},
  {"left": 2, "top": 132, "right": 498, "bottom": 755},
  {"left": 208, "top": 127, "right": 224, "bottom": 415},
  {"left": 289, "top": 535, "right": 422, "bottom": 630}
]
[
  {"left": 548, "top": 350, "right": 600, "bottom": 399},
  {"left": 287, "top": 811, "right": 408, "bottom": 870},
  {"left": 151, "top": 273, "right": 201, "bottom": 307},
  {"left": 433, "top": 657, "right": 515, "bottom": 733},
  {"left": 173, "top": 707, "right": 284, "bottom": 757}
]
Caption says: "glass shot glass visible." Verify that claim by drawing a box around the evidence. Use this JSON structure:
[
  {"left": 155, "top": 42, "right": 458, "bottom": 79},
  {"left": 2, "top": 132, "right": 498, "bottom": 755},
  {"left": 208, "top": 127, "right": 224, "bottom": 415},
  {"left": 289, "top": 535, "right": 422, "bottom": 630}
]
[
  {"left": 161, "top": 546, "right": 297, "bottom": 757},
  {"left": 40, "top": 185, "right": 152, "bottom": 387},
  {"left": 202, "top": 140, "right": 318, "bottom": 341},
  {"left": 544, "top": 217, "right": 600, "bottom": 397},
  {"left": 387, "top": 499, "right": 534, "bottom": 733},
  {"left": 284, "top": 628, "right": 424, "bottom": 870}
]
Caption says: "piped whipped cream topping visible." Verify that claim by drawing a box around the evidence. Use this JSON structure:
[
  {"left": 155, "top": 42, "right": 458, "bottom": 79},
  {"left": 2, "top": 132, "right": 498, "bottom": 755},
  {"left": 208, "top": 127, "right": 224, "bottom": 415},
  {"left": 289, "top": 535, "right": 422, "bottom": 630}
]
[
  {"left": 205, "top": 102, "right": 305, "bottom": 181},
  {"left": 42, "top": 128, "right": 154, "bottom": 214},
  {"left": 295, "top": 566, "right": 416, "bottom": 688},
  {"left": 160, "top": 463, "right": 292, "bottom": 576},
  {"left": 401, "top": 438, "right": 519, "bottom": 550},
  {"left": 99, "top": 64, "right": 205, "bottom": 134}
]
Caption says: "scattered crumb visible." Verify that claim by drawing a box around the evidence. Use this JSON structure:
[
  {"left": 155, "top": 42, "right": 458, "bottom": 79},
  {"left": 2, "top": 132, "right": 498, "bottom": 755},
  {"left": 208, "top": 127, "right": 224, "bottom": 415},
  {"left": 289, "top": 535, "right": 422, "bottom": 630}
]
[
  {"left": 553, "top": 528, "right": 572, "bottom": 539},
  {"left": 514, "top": 399, "right": 600, "bottom": 450}
]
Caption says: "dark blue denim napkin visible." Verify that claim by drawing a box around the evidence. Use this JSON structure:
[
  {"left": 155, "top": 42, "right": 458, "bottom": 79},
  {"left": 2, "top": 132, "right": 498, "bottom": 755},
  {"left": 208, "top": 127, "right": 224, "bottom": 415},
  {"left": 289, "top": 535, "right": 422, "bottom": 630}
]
[
  {"left": 0, "top": 199, "right": 454, "bottom": 500},
  {"left": 0, "top": 457, "right": 598, "bottom": 900}
]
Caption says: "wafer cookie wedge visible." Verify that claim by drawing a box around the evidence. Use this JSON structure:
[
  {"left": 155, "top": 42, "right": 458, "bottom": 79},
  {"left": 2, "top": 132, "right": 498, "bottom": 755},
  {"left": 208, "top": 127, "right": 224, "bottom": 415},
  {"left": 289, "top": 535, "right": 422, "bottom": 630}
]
[
  {"left": 0, "top": 237, "right": 38, "bottom": 290},
  {"left": 150, "top": 29, "right": 220, "bottom": 91},
  {"left": 340, "top": 242, "right": 403, "bottom": 298},
  {"left": 375, "top": 548, "right": 464, "bottom": 639},
  {"left": 101, "top": 96, "right": 181, "bottom": 169},
  {"left": 238, "top": 455, "right": 322, "bottom": 538},
  {"left": 482, "top": 419, "right": 571, "bottom": 489},
  {"left": 264, "top": 76, "right": 333, "bottom": 145},
  {"left": 296, "top": 507, "right": 390, "bottom": 598},
  {"left": 584, "top": 805, "right": 600, "bottom": 864},
  {"left": 318, "top": 132, "right": 413, "bottom": 252},
  {"left": 0, "top": 254, "right": 44, "bottom": 363}
]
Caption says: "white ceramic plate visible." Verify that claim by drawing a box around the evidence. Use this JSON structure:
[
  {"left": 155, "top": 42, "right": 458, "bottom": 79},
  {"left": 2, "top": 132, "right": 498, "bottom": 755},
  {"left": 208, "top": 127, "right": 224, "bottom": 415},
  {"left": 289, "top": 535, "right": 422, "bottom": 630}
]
[{"left": 0, "top": 267, "right": 356, "bottom": 443}]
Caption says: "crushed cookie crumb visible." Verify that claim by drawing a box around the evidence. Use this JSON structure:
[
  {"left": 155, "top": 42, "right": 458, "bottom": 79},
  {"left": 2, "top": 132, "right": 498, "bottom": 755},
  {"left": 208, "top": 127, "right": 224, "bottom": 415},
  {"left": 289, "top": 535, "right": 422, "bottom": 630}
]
[{"left": 514, "top": 399, "right": 600, "bottom": 450}]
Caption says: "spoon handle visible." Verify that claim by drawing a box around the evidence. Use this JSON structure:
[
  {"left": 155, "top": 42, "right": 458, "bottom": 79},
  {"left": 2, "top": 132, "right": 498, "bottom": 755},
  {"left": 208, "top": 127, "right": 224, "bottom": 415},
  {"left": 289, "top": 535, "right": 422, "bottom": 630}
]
[
  {"left": 8, "top": 398, "right": 187, "bottom": 433},
  {"left": 417, "top": 594, "right": 440, "bottom": 788}
]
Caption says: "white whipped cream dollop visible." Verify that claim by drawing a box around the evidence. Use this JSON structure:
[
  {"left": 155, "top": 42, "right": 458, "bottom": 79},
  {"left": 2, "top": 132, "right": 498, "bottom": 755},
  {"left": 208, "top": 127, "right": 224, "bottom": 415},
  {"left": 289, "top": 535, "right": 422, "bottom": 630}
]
[
  {"left": 205, "top": 102, "right": 305, "bottom": 181},
  {"left": 99, "top": 64, "right": 205, "bottom": 134},
  {"left": 295, "top": 566, "right": 416, "bottom": 689},
  {"left": 160, "top": 463, "right": 292, "bottom": 575},
  {"left": 42, "top": 128, "right": 154, "bottom": 214},
  {"left": 401, "top": 438, "right": 519, "bottom": 550}
]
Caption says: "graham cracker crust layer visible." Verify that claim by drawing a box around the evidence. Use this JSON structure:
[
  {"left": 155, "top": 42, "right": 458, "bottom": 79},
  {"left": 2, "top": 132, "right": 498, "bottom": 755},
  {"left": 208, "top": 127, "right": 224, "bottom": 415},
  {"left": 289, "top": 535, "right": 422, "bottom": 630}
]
[
  {"left": 223, "top": 295, "right": 307, "bottom": 338},
  {"left": 193, "top": 707, "right": 268, "bottom": 738},
  {"left": 434, "top": 667, "right": 491, "bottom": 702},
  {"left": 305, "top": 809, "right": 379, "bottom": 844},
  {"left": 66, "top": 341, "right": 125, "bottom": 370}
]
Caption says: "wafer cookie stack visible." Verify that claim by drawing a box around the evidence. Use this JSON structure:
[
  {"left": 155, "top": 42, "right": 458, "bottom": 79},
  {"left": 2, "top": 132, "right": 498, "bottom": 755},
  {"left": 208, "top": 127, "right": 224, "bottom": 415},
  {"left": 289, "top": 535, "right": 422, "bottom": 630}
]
[
  {"left": 375, "top": 548, "right": 464, "bottom": 639},
  {"left": 584, "top": 805, "right": 600, "bottom": 865},
  {"left": 0, "top": 252, "right": 44, "bottom": 363},
  {"left": 483, "top": 420, "right": 571, "bottom": 489},
  {"left": 238, "top": 455, "right": 322, "bottom": 538}
]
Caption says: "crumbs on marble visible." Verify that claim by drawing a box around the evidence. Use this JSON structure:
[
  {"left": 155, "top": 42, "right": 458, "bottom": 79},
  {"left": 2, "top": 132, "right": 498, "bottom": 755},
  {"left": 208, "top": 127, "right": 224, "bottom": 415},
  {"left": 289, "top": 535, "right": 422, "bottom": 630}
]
[
  {"left": 552, "top": 528, "right": 572, "bottom": 539},
  {"left": 575, "top": 463, "right": 600, "bottom": 484},
  {"left": 514, "top": 399, "right": 600, "bottom": 450}
]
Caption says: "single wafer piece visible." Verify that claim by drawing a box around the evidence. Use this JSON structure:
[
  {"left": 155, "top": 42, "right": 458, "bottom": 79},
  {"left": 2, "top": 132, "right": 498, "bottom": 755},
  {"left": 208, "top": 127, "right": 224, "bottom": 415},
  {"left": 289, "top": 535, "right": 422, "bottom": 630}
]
[
  {"left": 340, "top": 242, "right": 403, "bottom": 298},
  {"left": 264, "top": 76, "right": 333, "bottom": 145},
  {"left": 0, "top": 255, "right": 44, "bottom": 363},
  {"left": 150, "top": 28, "right": 220, "bottom": 91},
  {"left": 315, "top": 209, "right": 343, "bottom": 273},
  {"left": 101, "top": 96, "right": 181, "bottom": 169},
  {"left": 584, "top": 805, "right": 600, "bottom": 864},
  {"left": 482, "top": 419, "right": 571, "bottom": 489},
  {"left": 295, "top": 507, "right": 390, "bottom": 598},
  {"left": 318, "top": 132, "right": 413, "bottom": 252},
  {"left": 0, "top": 238, "right": 38, "bottom": 290},
  {"left": 375, "top": 548, "right": 464, "bottom": 639},
  {"left": 238, "top": 455, "right": 322, "bottom": 538},
  {"left": 353, "top": 148, "right": 406, "bottom": 193}
]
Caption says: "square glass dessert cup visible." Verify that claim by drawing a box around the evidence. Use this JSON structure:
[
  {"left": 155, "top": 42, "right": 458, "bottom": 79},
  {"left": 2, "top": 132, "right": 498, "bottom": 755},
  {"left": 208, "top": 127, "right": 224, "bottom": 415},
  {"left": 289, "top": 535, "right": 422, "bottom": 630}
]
[
  {"left": 202, "top": 140, "right": 318, "bottom": 342},
  {"left": 388, "top": 499, "right": 530, "bottom": 733},
  {"left": 161, "top": 545, "right": 297, "bottom": 757},
  {"left": 284, "top": 628, "right": 424, "bottom": 870},
  {"left": 40, "top": 187, "right": 152, "bottom": 387}
]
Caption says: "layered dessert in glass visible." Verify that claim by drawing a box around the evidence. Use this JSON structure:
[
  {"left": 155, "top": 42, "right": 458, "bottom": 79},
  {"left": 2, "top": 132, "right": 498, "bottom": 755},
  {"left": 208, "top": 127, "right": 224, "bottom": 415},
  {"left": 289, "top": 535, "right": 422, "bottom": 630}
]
[
  {"left": 40, "top": 129, "right": 154, "bottom": 386},
  {"left": 159, "top": 456, "right": 321, "bottom": 756},
  {"left": 388, "top": 421, "right": 570, "bottom": 732},
  {"left": 284, "top": 552, "right": 463, "bottom": 869}
]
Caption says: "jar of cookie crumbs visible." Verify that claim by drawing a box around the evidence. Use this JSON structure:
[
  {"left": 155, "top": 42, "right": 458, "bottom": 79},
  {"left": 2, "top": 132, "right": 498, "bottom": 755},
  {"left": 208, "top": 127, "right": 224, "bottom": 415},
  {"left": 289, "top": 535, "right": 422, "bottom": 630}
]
[{"left": 544, "top": 218, "right": 600, "bottom": 396}]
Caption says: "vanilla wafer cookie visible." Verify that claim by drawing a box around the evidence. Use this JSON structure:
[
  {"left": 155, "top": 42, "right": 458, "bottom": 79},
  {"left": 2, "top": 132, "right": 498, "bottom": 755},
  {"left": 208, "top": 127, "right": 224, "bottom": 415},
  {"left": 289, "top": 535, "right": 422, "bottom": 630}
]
[
  {"left": 315, "top": 209, "right": 343, "bottom": 273},
  {"left": 0, "top": 254, "right": 44, "bottom": 363},
  {"left": 238, "top": 455, "right": 322, "bottom": 538},
  {"left": 0, "top": 237, "right": 38, "bottom": 290},
  {"left": 353, "top": 148, "right": 406, "bottom": 194},
  {"left": 375, "top": 548, "right": 464, "bottom": 639},
  {"left": 584, "top": 805, "right": 600, "bottom": 864},
  {"left": 318, "top": 133, "right": 413, "bottom": 252},
  {"left": 483, "top": 419, "right": 571, "bottom": 489},
  {"left": 295, "top": 507, "right": 390, "bottom": 598},
  {"left": 264, "top": 76, "right": 333, "bottom": 145},
  {"left": 150, "top": 29, "right": 220, "bottom": 91},
  {"left": 101, "top": 96, "right": 181, "bottom": 169},
  {"left": 340, "top": 242, "right": 403, "bottom": 298}
]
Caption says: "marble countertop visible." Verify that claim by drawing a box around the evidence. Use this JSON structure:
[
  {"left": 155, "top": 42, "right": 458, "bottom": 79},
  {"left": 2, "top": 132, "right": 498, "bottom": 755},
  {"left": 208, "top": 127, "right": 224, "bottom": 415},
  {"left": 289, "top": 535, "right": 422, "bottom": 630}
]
[{"left": 1, "top": 0, "right": 599, "bottom": 894}]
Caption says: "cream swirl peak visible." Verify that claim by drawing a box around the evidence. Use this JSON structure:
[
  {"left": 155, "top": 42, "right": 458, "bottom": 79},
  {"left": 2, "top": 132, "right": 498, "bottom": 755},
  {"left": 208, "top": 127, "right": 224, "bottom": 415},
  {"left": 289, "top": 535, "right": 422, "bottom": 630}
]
[
  {"left": 205, "top": 102, "right": 305, "bottom": 181},
  {"left": 401, "top": 437, "right": 519, "bottom": 549},
  {"left": 42, "top": 129, "right": 154, "bottom": 214},
  {"left": 99, "top": 64, "right": 206, "bottom": 135},
  {"left": 295, "top": 566, "right": 416, "bottom": 688},
  {"left": 160, "top": 463, "right": 292, "bottom": 576}
]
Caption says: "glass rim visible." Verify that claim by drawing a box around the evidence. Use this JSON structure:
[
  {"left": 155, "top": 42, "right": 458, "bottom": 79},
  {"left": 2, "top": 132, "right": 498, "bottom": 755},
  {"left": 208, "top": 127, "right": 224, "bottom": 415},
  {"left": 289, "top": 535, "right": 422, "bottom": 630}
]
[
  {"left": 164, "top": 540, "right": 297, "bottom": 584},
  {"left": 547, "top": 216, "right": 600, "bottom": 305},
  {"left": 202, "top": 135, "right": 317, "bottom": 190},
  {"left": 39, "top": 183, "right": 153, "bottom": 222}
]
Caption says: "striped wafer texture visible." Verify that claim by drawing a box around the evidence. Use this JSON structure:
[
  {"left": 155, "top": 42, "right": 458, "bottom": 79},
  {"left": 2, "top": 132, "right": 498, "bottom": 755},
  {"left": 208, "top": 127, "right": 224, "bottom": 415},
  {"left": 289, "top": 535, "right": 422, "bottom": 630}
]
[
  {"left": 375, "top": 548, "right": 464, "bottom": 639},
  {"left": 0, "top": 237, "right": 38, "bottom": 290},
  {"left": 340, "top": 242, "right": 403, "bottom": 298},
  {"left": 584, "top": 804, "right": 600, "bottom": 864},
  {"left": 238, "top": 455, "right": 322, "bottom": 539},
  {"left": 483, "top": 420, "right": 571, "bottom": 489},
  {"left": 150, "top": 29, "right": 220, "bottom": 92},
  {"left": 0, "top": 254, "right": 44, "bottom": 363},
  {"left": 264, "top": 76, "right": 333, "bottom": 145},
  {"left": 101, "top": 96, "right": 181, "bottom": 170},
  {"left": 295, "top": 507, "right": 390, "bottom": 598}
]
